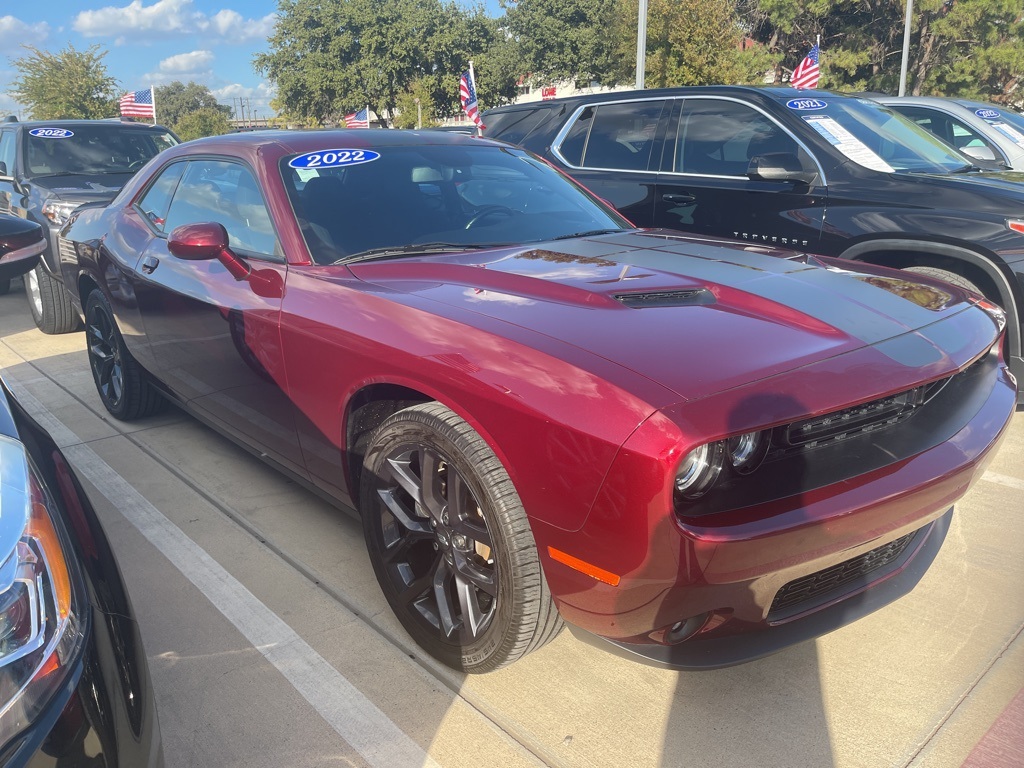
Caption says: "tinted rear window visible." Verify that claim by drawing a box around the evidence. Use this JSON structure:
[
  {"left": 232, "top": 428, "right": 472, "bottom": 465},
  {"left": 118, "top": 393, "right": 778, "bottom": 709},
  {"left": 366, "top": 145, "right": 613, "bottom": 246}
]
[{"left": 484, "top": 108, "right": 551, "bottom": 144}]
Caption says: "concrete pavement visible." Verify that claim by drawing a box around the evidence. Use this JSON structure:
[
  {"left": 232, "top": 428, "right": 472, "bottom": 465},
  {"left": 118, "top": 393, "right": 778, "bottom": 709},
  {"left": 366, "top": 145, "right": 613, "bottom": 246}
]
[{"left": 1, "top": 277, "right": 1021, "bottom": 768}]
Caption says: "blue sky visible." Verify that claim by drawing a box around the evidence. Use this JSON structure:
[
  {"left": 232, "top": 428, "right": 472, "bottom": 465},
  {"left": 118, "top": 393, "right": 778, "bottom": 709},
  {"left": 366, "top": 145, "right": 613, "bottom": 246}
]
[{"left": 1, "top": 0, "right": 500, "bottom": 120}]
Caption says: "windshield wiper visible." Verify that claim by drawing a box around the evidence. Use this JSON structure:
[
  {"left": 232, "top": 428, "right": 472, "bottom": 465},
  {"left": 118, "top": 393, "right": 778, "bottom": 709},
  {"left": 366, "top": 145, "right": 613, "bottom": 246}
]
[
  {"left": 334, "top": 242, "right": 491, "bottom": 265},
  {"left": 548, "top": 228, "right": 629, "bottom": 241},
  {"left": 949, "top": 163, "right": 983, "bottom": 173}
]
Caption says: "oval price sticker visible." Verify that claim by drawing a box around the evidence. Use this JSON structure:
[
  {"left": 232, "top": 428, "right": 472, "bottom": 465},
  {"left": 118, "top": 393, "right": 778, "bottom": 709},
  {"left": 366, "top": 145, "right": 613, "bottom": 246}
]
[
  {"left": 288, "top": 149, "right": 380, "bottom": 169},
  {"left": 786, "top": 98, "right": 827, "bottom": 111},
  {"left": 29, "top": 128, "right": 74, "bottom": 139},
  {"left": 975, "top": 108, "right": 1001, "bottom": 120}
]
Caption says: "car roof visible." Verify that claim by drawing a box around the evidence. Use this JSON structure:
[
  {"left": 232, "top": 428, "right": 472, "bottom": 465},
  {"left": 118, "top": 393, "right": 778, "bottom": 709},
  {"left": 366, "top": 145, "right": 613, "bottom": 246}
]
[
  {"left": 483, "top": 86, "right": 858, "bottom": 113},
  {"left": 7, "top": 118, "right": 174, "bottom": 132},
  {"left": 171, "top": 128, "right": 504, "bottom": 156}
]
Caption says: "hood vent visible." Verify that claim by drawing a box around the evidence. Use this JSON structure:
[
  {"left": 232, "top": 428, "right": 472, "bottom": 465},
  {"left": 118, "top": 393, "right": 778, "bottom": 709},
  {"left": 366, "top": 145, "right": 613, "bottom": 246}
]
[{"left": 614, "top": 288, "right": 714, "bottom": 308}]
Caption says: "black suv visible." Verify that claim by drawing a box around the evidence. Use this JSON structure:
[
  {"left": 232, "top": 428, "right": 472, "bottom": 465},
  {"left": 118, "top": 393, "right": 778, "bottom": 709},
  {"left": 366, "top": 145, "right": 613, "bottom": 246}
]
[
  {"left": 485, "top": 87, "right": 1024, "bottom": 396},
  {"left": 0, "top": 118, "right": 177, "bottom": 332}
]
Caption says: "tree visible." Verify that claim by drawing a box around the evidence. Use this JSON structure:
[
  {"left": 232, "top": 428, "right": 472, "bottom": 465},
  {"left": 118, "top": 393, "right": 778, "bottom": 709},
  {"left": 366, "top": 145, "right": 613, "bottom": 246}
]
[
  {"left": 173, "top": 107, "right": 232, "bottom": 141},
  {"left": 612, "top": 0, "right": 776, "bottom": 87},
  {"left": 502, "top": 0, "right": 622, "bottom": 87},
  {"left": 156, "top": 81, "right": 231, "bottom": 130},
  {"left": 9, "top": 44, "right": 119, "bottom": 120},
  {"left": 254, "top": 0, "right": 504, "bottom": 124},
  {"left": 393, "top": 79, "right": 439, "bottom": 128}
]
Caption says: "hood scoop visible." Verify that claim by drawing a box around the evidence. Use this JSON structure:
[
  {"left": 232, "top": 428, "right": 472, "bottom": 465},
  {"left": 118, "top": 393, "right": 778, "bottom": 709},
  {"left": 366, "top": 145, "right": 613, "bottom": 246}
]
[{"left": 613, "top": 288, "right": 715, "bottom": 308}]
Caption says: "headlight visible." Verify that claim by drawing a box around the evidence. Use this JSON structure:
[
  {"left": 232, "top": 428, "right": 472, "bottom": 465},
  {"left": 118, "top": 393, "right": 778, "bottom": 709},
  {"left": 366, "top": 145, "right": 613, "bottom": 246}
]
[
  {"left": 41, "top": 201, "right": 80, "bottom": 227},
  {"left": 674, "top": 441, "right": 724, "bottom": 499},
  {"left": 0, "top": 435, "right": 85, "bottom": 749},
  {"left": 726, "top": 430, "right": 769, "bottom": 474}
]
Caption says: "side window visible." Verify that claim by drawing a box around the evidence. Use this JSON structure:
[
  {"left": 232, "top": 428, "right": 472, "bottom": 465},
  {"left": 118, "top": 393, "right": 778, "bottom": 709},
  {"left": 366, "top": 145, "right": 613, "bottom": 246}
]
[
  {"left": 485, "top": 108, "right": 549, "bottom": 144},
  {"left": 164, "top": 159, "right": 280, "bottom": 259},
  {"left": 557, "top": 107, "right": 593, "bottom": 166},
  {"left": 579, "top": 101, "right": 665, "bottom": 172},
  {"left": 136, "top": 161, "right": 186, "bottom": 230},
  {"left": 0, "top": 130, "right": 15, "bottom": 177},
  {"left": 675, "top": 100, "right": 806, "bottom": 176}
]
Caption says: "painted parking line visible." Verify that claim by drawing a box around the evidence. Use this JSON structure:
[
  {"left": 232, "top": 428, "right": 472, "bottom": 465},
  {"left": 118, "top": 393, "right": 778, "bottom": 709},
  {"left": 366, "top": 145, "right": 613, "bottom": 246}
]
[
  {"left": 981, "top": 471, "right": 1024, "bottom": 492},
  {"left": 8, "top": 381, "right": 441, "bottom": 768}
]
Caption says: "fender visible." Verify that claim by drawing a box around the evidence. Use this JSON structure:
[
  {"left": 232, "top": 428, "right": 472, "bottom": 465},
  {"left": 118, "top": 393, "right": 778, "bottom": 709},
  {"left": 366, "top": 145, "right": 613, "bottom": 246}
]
[{"left": 840, "top": 238, "right": 1022, "bottom": 363}]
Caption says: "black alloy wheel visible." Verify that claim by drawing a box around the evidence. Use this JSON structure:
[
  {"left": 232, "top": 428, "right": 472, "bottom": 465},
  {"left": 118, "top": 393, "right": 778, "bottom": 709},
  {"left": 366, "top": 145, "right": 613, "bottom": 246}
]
[
  {"left": 85, "top": 290, "right": 164, "bottom": 420},
  {"left": 361, "top": 402, "right": 562, "bottom": 672}
]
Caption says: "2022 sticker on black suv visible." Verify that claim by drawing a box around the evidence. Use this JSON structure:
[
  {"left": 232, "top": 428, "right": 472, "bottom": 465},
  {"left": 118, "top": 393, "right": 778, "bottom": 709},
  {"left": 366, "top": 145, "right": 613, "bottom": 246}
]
[{"left": 484, "top": 87, "right": 1024, "bottom": 399}]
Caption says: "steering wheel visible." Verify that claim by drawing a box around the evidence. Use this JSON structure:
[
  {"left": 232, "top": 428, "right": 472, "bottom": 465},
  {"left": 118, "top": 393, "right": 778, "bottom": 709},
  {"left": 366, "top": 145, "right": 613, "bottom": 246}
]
[
  {"left": 464, "top": 205, "right": 516, "bottom": 230},
  {"left": 127, "top": 159, "right": 146, "bottom": 171}
]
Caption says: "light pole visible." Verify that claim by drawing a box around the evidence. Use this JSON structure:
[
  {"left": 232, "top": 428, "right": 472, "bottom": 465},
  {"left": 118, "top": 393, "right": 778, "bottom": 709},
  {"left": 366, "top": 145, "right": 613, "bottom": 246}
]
[
  {"left": 415, "top": 98, "right": 422, "bottom": 130},
  {"left": 898, "top": 0, "right": 914, "bottom": 96},
  {"left": 635, "top": 0, "right": 648, "bottom": 90}
]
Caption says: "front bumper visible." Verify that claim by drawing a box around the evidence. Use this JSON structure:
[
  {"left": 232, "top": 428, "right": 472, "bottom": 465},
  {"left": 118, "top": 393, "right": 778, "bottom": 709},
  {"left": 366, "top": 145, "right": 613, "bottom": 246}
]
[{"left": 566, "top": 507, "right": 951, "bottom": 670}]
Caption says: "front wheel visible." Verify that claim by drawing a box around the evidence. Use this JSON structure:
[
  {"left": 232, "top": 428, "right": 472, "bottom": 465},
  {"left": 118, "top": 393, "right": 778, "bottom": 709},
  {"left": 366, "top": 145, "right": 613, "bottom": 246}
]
[
  {"left": 360, "top": 402, "right": 562, "bottom": 672},
  {"left": 25, "top": 263, "right": 80, "bottom": 334},
  {"left": 85, "top": 290, "right": 165, "bottom": 420}
]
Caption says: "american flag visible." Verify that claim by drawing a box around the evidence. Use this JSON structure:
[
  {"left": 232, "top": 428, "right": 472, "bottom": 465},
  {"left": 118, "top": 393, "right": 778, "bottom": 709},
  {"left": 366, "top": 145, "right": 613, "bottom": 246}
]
[
  {"left": 459, "top": 71, "right": 485, "bottom": 129},
  {"left": 344, "top": 108, "right": 369, "bottom": 128},
  {"left": 791, "top": 45, "right": 820, "bottom": 90},
  {"left": 120, "top": 88, "right": 155, "bottom": 118}
]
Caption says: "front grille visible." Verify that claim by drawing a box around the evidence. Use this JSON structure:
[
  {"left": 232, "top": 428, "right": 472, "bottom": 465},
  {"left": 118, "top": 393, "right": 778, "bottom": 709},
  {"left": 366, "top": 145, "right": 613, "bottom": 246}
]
[
  {"left": 780, "top": 386, "right": 927, "bottom": 451},
  {"left": 769, "top": 532, "right": 916, "bottom": 618}
]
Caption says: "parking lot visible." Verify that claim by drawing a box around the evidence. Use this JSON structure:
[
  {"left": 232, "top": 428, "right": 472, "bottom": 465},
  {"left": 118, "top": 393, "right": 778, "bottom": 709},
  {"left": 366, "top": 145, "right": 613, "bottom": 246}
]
[{"left": 1, "top": 278, "right": 1021, "bottom": 768}]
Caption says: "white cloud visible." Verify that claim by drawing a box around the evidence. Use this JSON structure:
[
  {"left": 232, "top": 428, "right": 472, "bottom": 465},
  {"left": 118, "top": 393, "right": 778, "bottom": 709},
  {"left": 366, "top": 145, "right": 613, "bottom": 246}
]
[
  {"left": 211, "top": 82, "right": 275, "bottom": 101},
  {"left": 0, "top": 15, "right": 50, "bottom": 49},
  {"left": 73, "top": 0, "right": 275, "bottom": 43},
  {"left": 159, "top": 50, "right": 214, "bottom": 73}
]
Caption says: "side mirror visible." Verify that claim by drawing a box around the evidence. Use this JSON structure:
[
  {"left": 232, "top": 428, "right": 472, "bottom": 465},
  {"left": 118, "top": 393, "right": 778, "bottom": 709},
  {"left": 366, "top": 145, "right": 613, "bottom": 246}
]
[
  {"left": 167, "top": 222, "right": 250, "bottom": 280},
  {"left": 747, "top": 152, "right": 817, "bottom": 185},
  {"left": 961, "top": 145, "right": 997, "bottom": 163}
]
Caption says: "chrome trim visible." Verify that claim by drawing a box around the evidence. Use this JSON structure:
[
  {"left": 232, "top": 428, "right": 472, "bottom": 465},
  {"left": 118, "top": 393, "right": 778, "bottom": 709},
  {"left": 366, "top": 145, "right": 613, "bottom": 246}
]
[{"left": 551, "top": 94, "right": 828, "bottom": 186}]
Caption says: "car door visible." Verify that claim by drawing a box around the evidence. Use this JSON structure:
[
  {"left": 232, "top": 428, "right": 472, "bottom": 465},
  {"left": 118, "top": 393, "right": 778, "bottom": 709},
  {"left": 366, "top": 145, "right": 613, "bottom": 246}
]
[
  {"left": 654, "top": 98, "right": 826, "bottom": 249},
  {"left": 130, "top": 157, "right": 307, "bottom": 478},
  {"left": 551, "top": 98, "right": 670, "bottom": 225}
]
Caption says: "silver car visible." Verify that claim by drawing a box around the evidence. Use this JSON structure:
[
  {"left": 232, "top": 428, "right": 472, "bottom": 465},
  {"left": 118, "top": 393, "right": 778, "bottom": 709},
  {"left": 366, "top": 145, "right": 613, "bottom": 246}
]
[{"left": 876, "top": 96, "right": 1024, "bottom": 170}]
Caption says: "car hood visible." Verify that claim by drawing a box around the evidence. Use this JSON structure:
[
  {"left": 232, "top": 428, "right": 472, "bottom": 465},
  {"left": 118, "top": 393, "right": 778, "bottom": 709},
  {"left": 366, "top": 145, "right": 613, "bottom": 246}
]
[
  {"left": 350, "top": 230, "right": 996, "bottom": 402},
  {"left": 910, "top": 168, "right": 1024, "bottom": 196},
  {"left": 28, "top": 174, "right": 129, "bottom": 202}
]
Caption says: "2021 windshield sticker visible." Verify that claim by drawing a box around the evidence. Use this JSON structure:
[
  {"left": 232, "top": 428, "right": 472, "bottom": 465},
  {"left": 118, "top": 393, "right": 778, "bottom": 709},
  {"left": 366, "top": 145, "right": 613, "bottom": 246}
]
[
  {"left": 288, "top": 149, "right": 380, "bottom": 169},
  {"left": 786, "top": 98, "right": 828, "bottom": 111},
  {"left": 802, "top": 115, "right": 895, "bottom": 173},
  {"left": 975, "top": 108, "right": 1001, "bottom": 120},
  {"left": 28, "top": 128, "right": 74, "bottom": 139}
]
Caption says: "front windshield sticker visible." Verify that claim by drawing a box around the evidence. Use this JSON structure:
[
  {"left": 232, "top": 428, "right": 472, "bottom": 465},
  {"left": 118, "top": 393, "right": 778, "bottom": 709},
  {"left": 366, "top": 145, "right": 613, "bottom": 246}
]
[
  {"left": 975, "top": 108, "right": 1001, "bottom": 120},
  {"left": 786, "top": 98, "right": 827, "bottom": 111},
  {"left": 288, "top": 149, "right": 380, "bottom": 169},
  {"left": 986, "top": 121, "right": 1024, "bottom": 149},
  {"left": 802, "top": 115, "right": 895, "bottom": 172},
  {"left": 28, "top": 128, "right": 74, "bottom": 139}
]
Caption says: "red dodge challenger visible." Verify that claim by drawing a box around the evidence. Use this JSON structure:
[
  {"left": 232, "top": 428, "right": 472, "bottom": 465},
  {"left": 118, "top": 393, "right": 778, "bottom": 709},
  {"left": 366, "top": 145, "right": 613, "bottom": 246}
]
[{"left": 58, "top": 130, "right": 1016, "bottom": 672}]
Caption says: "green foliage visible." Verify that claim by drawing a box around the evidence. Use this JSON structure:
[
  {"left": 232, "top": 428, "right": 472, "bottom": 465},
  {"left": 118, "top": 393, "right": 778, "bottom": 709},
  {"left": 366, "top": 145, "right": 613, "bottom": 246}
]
[
  {"left": 503, "top": 0, "right": 621, "bottom": 86},
  {"left": 173, "top": 107, "right": 233, "bottom": 142},
  {"left": 254, "top": 0, "right": 515, "bottom": 124},
  {"left": 8, "top": 44, "right": 119, "bottom": 120},
  {"left": 612, "top": 0, "right": 779, "bottom": 87},
  {"left": 393, "top": 79, "right": 439, "bottom": 129},
  {"left": 156, "top": 81, "right": 231, "bottom": 130}
]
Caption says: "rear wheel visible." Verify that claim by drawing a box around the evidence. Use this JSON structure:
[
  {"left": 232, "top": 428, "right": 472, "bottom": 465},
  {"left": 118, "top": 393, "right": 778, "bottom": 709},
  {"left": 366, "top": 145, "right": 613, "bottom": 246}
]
[
  {"left": 903, "top": 266, "right": 984, "bottom": 296},
  {"left": 25, "top": 263, "right": 79, "bottom": 334},
  {"left": 360, "top": 402, "right": 562, "bottom": 672},
  {"left": 85, "top": 290, "right": 165, "bottom": 420}
]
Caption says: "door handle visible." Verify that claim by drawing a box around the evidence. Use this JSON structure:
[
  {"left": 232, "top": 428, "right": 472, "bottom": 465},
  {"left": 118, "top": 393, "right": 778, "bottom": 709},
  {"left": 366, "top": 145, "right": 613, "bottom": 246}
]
[
  {"left": 662, "top": 193, "right": 696, "bottom": 204},
  {"left": 140, "top": 255, "right": 159, "bottom": 274}
]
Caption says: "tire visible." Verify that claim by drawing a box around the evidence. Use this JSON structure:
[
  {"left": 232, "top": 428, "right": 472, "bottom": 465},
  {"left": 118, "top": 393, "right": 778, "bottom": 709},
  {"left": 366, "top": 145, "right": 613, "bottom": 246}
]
[
  {"left": 903, "top": 266, "right": 984, "bottom": 296},
  {"left": 25, "top": 263, "right": 80, "bottom": 334},
  {"left": 85, "top": 290, "right": 165, "bottom": 420},
  {"left": 360, "top": 402, "right": 562, "bottom": 672}
]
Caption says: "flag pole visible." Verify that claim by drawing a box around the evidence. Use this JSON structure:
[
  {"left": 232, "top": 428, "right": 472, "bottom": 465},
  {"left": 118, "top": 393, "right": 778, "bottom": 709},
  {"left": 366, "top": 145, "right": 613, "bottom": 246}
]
[
  {"left": 366, "top": 104, "right": 370, "bottom": 128},
  {"left": 151, "top": 84, "right": 157, "bottom": 126},
  {"left": 468, "top": 60, "right": 481, "bottom": 137}
]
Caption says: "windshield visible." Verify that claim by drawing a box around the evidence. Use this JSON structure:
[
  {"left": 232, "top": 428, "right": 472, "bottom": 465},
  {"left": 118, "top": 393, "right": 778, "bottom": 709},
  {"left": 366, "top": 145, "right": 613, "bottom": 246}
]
[
  {"left": 786, "top": 96, "right": 973, "bottom": 174},
  {"left": 23, "top": 125, "right": 178, "bottom": 177},
  {"left": 280, "top": 144, "right": 630, "bottom": 264},
  {"left": 961, "top": 102, "right": 1024, "bottom": 148}
]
